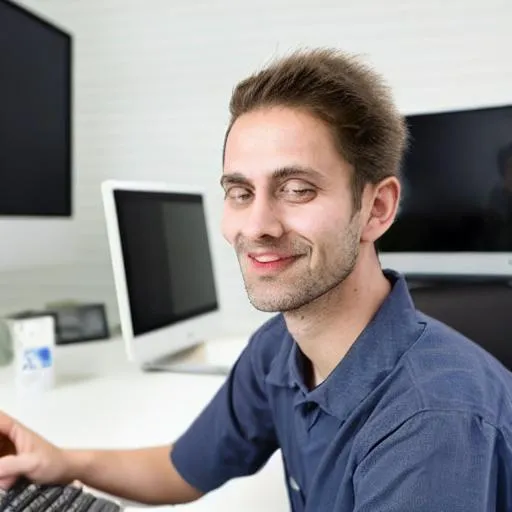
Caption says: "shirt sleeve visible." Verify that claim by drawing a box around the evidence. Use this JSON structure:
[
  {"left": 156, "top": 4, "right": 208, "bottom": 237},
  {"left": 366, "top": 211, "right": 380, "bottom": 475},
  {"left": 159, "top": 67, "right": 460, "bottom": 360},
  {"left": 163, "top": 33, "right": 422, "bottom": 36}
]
[
  {"left": 352, "top": 410, "right": 501, "bottom": 511},
  {"left": 170, "top": 333, "right": 279, "bottom": 494}
]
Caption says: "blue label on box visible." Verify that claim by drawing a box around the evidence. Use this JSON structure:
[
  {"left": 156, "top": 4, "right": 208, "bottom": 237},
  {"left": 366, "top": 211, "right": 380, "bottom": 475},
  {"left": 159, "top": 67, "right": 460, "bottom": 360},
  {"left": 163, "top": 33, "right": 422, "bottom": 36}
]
[{"left": 22, "top": 347, "right": 52, "bottom": 371}]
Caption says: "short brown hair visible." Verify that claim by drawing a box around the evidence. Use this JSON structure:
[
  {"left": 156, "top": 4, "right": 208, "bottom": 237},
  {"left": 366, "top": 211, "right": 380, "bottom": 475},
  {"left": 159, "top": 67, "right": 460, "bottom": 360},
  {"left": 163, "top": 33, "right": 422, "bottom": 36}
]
[{"left": 223, "top": 48, "right": 408, "bottom": 210}]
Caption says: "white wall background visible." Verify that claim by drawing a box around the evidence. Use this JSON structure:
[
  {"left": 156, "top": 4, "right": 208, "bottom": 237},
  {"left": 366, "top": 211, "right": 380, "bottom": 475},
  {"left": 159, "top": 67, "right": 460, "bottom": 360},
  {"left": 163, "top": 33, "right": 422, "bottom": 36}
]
[{"left": 1, "top": 0, "right": 511, "bottom": 335}]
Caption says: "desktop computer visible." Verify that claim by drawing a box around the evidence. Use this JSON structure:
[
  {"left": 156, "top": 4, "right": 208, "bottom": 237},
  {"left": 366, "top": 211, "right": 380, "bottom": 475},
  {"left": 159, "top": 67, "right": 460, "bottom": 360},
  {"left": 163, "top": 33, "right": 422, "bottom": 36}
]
[
  {"left": 378, "top": 102, "right": 512, "bottom": 278},
  {"left": 101, "top": 180, "right": 231, "bottom": 374}
]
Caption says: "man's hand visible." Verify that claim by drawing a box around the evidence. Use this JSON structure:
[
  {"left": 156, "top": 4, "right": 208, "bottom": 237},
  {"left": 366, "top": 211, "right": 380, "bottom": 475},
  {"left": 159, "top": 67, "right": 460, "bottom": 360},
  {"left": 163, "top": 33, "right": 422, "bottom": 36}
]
[
  {"left": 0, "top": 411, "right": 72, "bottom": 490},
  {"left": 0, "top": 410, "right": 202, "bottom": 505}
]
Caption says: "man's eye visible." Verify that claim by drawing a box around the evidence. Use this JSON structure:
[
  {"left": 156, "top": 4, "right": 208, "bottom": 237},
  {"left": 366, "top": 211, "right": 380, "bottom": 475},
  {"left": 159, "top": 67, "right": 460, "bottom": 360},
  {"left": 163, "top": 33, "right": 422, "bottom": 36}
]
[
  {"left": 280, "top": 182, "right": 316, "bottom": 200},
  {"left": 287, "top": 188, "right": 314, "bottom": 196},
  {"left": 226, "top": 187, "right": 251, "bottom": 202}
]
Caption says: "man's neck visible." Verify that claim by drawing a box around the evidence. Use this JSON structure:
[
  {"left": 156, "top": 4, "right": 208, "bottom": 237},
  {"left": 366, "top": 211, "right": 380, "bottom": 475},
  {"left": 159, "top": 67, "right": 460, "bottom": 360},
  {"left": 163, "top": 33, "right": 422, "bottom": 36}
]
[{"left": 283, "top": 255, "right": 392, "bottom": 388}]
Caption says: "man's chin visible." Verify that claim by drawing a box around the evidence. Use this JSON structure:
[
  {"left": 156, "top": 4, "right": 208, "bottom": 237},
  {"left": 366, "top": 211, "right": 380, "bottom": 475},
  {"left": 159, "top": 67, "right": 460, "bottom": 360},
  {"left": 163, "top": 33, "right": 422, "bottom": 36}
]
[
  {"left": 246, "top": 290, "right": 283, "bottom": 313},
  {"left": 246, "top": 290, "right": 305, "bottom": 313},
  {"left": 249, "top": 301, "right": 282, "bottom": 313}
]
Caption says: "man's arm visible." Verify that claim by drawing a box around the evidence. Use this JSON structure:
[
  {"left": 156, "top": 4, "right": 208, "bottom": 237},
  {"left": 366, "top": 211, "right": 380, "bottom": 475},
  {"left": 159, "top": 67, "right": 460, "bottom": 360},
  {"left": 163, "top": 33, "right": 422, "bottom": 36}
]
[
  {"left": 352, "top": 410, "right": 502, "bottom": 511},
  {"left": 68, "top": 325, "right": 279, "bottom": 503},
  {"left": 0, "top": 412, "right": 201, "bottom": 505},
  {"left": 1, "top": 322, "right": 279, "bottom": 503},
  {"left": 66, "top": 445, "right": 202, "bottom": 505},
  {"left": 169, "top": 331, "right": 279, "bottom": 494}
]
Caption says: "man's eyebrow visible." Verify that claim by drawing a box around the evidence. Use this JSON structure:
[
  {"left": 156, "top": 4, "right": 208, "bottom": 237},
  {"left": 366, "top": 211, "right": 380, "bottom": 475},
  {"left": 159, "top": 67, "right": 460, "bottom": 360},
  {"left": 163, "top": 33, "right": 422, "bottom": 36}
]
[
  {"left": 220, "top": 166, "right": 324, "bottom": 188},
  {"left": 271, "top": 165, "right": 325, "bottom": 182},
  {"left": 220, "top": 173, "right": 249, "bottom": 188}
]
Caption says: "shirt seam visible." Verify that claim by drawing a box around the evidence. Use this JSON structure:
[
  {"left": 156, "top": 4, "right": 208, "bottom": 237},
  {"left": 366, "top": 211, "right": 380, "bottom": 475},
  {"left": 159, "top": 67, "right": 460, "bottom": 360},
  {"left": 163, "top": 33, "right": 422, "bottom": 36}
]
[
  {"left": 403, "top": 341, "right": 428, "bottom": 409},
  {"left": 402, "top": 325, "right": 505, "bottom": 426},
  {"left": 357, "top": 407, "right": 503, "bottom": 471}
]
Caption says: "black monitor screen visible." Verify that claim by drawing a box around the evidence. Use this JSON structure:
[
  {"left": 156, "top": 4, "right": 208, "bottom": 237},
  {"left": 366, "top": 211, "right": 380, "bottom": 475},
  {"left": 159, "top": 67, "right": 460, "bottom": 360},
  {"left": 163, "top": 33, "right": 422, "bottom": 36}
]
[
  {"left": 114, "top": 190, "right": 219, "bottom": 336},
  {"left": 0, "top": 0, "right": 72, "bottom": 216},
  {"left": 378, "top": 104, "right": 512, "bottom": 253}
]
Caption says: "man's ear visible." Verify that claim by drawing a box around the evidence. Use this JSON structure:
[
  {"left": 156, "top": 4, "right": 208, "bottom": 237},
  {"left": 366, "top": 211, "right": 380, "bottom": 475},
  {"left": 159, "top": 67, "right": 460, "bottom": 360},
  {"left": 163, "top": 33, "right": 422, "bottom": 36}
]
[{"left": 360, "top": 177, "right": 401, "bottom": 243}]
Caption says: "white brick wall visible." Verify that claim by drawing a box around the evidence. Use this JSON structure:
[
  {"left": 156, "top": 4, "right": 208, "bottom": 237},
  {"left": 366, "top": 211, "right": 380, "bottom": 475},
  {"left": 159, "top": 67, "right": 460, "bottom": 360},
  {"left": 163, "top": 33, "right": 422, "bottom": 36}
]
[{"left": 1, "top": 0, "right": 511, "bottom": 334}]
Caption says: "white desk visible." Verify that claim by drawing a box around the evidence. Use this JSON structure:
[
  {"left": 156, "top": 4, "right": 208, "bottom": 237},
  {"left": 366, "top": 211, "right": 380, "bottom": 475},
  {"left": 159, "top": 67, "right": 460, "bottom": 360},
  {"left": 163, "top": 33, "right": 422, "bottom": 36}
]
[{"left": 0, "top": 338, "right": 288, "bottom": 511}]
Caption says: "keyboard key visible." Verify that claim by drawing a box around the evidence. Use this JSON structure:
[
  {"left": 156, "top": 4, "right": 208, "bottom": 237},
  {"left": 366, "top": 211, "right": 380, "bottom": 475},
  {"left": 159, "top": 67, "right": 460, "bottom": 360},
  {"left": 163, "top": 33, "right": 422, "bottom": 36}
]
[
  {"left": 21, "top": 486, "right": 62, "bottom": 512},
  {"left": 46, "top": 485, "right": 83, "bottom": 511},
  {"left": 0, "top": 480, "right": 122, "bottom": 511}
]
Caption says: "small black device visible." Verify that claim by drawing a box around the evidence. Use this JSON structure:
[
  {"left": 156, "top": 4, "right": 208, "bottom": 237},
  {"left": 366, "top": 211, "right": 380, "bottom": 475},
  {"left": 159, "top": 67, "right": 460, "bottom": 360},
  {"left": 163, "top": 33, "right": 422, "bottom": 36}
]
[
  {"left": 48, "top": 303, "right": 110, "bottom": 345},
  {"left": 10, "top": 303, "right": 110, "bottom": 345}
]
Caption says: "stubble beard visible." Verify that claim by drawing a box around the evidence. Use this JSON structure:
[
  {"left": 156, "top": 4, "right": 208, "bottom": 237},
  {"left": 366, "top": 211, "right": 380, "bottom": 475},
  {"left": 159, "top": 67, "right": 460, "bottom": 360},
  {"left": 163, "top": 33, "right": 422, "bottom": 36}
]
[{"left": 236, "top": 222, "right": 360, "bottom": 313}]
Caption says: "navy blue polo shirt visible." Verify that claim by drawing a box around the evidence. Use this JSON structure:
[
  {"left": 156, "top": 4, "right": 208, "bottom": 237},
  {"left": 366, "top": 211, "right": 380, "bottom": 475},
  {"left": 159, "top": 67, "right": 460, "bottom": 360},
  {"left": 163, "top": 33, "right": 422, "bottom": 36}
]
[{"left": 171, "top": 271, "right": 512, "bottom": 511}]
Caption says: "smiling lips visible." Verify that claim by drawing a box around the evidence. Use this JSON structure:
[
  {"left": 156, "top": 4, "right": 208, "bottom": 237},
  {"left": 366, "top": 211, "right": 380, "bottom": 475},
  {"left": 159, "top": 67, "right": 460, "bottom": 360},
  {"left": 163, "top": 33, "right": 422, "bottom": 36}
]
[{"left": 247, "top": 252, "right": 300, "bottom": 272}]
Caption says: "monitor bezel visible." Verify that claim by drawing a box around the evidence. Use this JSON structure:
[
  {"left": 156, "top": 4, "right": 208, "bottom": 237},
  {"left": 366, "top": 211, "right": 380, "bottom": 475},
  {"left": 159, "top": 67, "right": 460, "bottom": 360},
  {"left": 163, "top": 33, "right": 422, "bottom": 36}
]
[{"left": 379, "top": 252, "right": 512, "bottom": 279}]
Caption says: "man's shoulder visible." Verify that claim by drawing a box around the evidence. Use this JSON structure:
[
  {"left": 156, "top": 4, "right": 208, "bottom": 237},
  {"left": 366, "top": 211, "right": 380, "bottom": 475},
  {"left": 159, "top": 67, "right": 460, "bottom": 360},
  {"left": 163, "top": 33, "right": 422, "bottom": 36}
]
[
  {"left": 356, "top": 314, "right": 512, "bottom": 459},
  {"left": 403, "top": 313, "right": 512, "bottom": 426}
]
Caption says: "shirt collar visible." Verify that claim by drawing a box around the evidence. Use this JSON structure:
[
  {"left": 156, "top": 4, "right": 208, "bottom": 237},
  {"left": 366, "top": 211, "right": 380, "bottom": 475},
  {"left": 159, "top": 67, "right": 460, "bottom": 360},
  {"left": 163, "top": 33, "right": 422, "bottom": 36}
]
[{"left": 265, "top": 270, "right": 427, "bottom": 421}]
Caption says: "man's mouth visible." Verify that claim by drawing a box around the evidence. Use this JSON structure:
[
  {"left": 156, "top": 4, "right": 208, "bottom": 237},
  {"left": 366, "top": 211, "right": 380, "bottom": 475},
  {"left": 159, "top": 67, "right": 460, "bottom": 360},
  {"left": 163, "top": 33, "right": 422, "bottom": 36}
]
[{"left": 247, "top": 253, "right": 301, "bottom": 272}]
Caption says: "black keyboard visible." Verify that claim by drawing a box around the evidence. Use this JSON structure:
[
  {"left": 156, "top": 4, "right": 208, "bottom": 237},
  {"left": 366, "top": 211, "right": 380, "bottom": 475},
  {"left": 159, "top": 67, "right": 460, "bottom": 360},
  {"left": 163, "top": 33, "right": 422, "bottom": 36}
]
[{"left": 0, "top": 478, "right": 123, "bottom": 511}]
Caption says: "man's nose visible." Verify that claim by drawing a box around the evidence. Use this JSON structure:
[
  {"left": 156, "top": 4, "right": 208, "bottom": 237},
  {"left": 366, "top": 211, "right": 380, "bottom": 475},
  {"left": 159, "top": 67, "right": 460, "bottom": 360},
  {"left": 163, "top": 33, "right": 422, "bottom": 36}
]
[{"left": 242, "top": 197, "right": 284, "bottom": 240}]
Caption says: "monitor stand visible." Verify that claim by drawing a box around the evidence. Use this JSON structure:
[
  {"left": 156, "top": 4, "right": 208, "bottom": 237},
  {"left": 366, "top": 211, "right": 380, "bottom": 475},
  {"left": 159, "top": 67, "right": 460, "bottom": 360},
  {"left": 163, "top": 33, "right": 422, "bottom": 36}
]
[{"left": 141, "top": 340, "right": 238, "bottom": 376}]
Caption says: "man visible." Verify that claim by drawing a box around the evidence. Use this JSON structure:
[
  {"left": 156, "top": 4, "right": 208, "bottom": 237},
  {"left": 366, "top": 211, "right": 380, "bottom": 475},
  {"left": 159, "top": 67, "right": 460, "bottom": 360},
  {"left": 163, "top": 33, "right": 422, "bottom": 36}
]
[{"left": 1, "top": 48, "right": 512, "bottom": 511}]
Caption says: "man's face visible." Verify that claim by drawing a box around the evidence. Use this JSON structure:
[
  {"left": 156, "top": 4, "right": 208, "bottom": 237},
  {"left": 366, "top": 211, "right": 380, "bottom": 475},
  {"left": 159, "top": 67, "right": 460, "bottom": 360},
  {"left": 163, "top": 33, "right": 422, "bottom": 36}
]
[{"left": 221, "top": 106, "right": 363, "bottom": 313}]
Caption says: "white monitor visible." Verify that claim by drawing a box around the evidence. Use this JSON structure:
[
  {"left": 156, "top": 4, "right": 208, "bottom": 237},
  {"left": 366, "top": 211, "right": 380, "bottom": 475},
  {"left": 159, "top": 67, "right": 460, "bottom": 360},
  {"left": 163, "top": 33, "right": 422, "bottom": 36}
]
[{"left": 101, "top": 180, "right": 222, "bottom": 367}]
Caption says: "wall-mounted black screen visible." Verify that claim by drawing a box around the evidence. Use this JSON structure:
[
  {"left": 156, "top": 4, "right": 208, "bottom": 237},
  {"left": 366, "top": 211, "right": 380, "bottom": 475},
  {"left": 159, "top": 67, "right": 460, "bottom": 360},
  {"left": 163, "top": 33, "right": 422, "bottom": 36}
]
[
  {"left": 379, "top": 104, "right": 512, "bottom": 253},
  {"left": 0, "top": 0, "right": 72, "bottom": 216}
]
